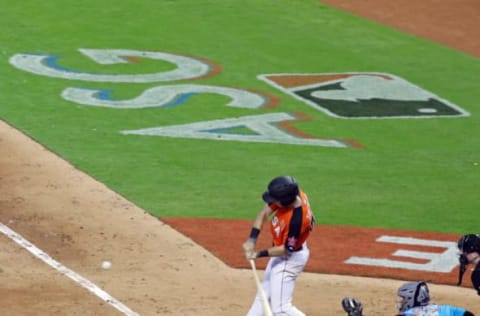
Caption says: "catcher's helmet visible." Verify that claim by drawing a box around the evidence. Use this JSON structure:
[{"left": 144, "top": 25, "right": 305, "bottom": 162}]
[
  {"left": 262, "top": 176, "right": 299, "bottom": 206},
  {"left": 396, "top": 281, "right": 430, "bottom": 312},
  {"left": 458, "top": 234, "right": 480, "bottom": 254}
]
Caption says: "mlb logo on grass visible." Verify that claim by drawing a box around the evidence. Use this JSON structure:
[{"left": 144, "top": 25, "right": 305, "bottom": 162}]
[{"left": 259, "top": 72, "right": 470, "bottom": 119}]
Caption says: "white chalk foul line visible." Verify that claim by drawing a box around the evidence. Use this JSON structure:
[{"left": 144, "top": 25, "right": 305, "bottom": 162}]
[{"left": 0, "top": 222, "right": 139, "bottom": 316}]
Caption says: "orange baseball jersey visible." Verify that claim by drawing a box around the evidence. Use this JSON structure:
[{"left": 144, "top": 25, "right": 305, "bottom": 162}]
[{"left": 269, "top": 190, "right": 314, "bottom": 252}]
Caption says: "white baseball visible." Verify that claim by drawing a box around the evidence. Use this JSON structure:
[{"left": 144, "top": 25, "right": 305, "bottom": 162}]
[{"left": 101, "top": 261, "right": 112, "bottom": 269}]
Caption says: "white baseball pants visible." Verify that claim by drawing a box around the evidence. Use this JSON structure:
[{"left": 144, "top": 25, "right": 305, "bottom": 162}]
[{"left": 246, "top": 244, "right": 309, "bottom": 316}]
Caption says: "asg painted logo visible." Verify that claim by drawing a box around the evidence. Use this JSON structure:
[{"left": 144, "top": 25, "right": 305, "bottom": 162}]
[
  {"left": 9, "top": 49, "right": 470, "bottom": 149},
  {"left": 9, "top": 49, "right": 356, "bottom": 148},
  {"left": 259, "top": 73, "right": 470, "bottom": 119}
]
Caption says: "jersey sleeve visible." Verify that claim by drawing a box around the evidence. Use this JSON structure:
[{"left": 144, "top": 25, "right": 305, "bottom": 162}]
[{"left": 285, "top": 206, "right": 303, "bottom": 252}]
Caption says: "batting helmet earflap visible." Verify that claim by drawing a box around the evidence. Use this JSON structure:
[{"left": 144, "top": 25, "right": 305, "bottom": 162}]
[
  {"left": 458, "top": 234, "right": 480, "bottom": 254},
  {"left": 262, "top": 176, "right": 299, "bottom": 206}
]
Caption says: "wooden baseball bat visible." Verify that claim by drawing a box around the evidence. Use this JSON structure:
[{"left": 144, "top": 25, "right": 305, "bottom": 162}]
[{"left": 249, "top": 259, "right": 273, "bottom": 316}]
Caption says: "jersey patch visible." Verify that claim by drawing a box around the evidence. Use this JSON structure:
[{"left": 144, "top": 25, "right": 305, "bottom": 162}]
[{"left": 287, "top": 236, "right": 298, "bottom": 252}]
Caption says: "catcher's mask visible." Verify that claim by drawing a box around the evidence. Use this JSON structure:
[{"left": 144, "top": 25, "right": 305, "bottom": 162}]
[
  {"left": 396, "top": 281, "right": 430, "bottom": 312},
  {"left": 262, "top": 176, "right": 299, "bottom": 206}
]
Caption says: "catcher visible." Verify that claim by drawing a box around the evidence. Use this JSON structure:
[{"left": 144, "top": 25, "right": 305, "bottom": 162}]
[{"left": 341, "top": 281, "right": 474, "bottom": 316}]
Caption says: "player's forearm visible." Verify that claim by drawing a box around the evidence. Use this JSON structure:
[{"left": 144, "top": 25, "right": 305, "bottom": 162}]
[
  {"left": 266, "top": 245, "right": 287, "bottom": 257},
  {"left": 254, "top": 245, "right": 286, "bottom": 258},
  {"left": 251, "top": 205, "right": 271, "bottom": 229},
  {"left": 245, "top": 206, "right": 271, "bottom": 249}
]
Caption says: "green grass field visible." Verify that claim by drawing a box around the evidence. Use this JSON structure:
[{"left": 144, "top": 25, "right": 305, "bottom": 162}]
[{"left": 1, "top": 0, "right": 479, "bottom": 233}]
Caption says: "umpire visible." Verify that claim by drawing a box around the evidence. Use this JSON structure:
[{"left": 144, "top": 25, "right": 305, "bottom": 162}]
[{"left": 457, "top": 234, "right": 480, "bottom": 295}]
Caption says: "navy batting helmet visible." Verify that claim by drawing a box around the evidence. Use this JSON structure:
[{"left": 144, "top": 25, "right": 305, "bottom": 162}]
[
  {"left": 262, "top": 176, "right": 299, "bottom": 206},
  {"left": 458, "top": 234, "right": 480, "bottom": 254}
]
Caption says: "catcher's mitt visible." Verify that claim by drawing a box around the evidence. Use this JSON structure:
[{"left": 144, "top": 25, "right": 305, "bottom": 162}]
[{"left": 341, "top": 297, "right": 363, "bottom": 316}]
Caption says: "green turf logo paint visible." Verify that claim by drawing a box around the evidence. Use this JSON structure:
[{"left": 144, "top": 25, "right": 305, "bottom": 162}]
[
  {"left": 10, "top": 49, "right": 213, "bottom": 83},
  {"left": 259, "top": 73, "right": 470, "bottom": 119},
  {"left": 10, "top": 48, "right": 273, "bottom": 110},
  {"left": 8, "top": 49, "right": 361, "bottom": 148},
  {"left": 121, "top": 112, "right": 353, "bottom": 148},
  {"left": 61, "top": 84, "right": 270, "bottom": 109}
]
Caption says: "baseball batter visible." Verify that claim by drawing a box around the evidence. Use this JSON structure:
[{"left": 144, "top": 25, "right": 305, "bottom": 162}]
[{"left": 243, "top": 176, "right": 315, "bottom": 316}]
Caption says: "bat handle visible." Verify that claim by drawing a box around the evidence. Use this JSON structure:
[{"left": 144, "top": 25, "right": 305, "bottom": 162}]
[{"left": 249, "top": 260, "right": 273, "bottom": 316}]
